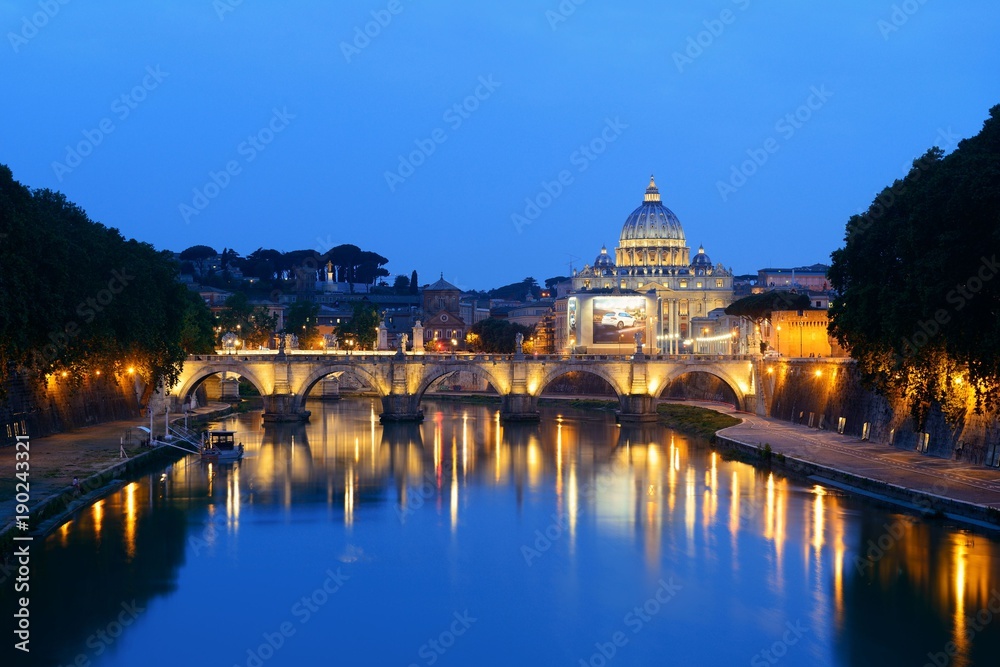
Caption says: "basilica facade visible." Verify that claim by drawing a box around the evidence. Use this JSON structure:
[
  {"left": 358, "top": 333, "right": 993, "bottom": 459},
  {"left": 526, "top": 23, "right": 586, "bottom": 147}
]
[{"left": 567, "top": 177, "right": 734, "bottom": 353}]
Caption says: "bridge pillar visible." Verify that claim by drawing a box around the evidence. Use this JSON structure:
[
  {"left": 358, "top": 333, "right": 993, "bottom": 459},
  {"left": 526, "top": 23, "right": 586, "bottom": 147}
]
[
  {"left": 616, "top": 394, "right": 659, "bottom": 423},
  {"left": 318, "top": 377, "right": 341, "bottom": 401},
  {"left": 380, "top": 394, "right": 424, "bottom": 423},
  {"left": 262, "top": 394, "right": 310, "bottom": 423},
  {"left": 500, "top": 393, "right": 539, "bottom": 422},
  {"left": 220, "top": 377, "right": 240, "bottom": 402}
]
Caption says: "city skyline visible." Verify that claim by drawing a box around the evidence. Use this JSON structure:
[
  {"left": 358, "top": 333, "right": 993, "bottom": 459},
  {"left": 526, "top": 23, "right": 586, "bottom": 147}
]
[{"left": 2, "top": 1, "right": 997, "bottom": 289}]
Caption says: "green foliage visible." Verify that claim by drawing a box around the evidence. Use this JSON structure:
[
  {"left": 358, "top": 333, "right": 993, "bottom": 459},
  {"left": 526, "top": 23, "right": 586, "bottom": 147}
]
[
  {"left": 489, "top": 277, "right": 541, "bottom": 301},
  {"left": 178, "top": 245, "right": 217, "bottom": 276},
  {"left": 285, "top": 300, "right": 320, "bottom": 347},
  {"left": 0, "top": 164, "right": 212, "bottom": 390},
  {"left": 828, "top": 105, "right": 1000, "bottom": 423},
  {"left": 725, "top": 290, "right": 812, "bottom": 323},
  {"left": 393, "top": 274, "right": 410, "bottom": 294},
  {"left": 468, "top": 318, "right": 534, "bottom": 353},
  {"left": 217, "top": 292, "right": 277, "bottom": 349},
  {"left": 336, "top": 302, "right": 379, "bottom": 350},
  {"left": 655, "top": 403, "right": 740, "bottom": 440}
]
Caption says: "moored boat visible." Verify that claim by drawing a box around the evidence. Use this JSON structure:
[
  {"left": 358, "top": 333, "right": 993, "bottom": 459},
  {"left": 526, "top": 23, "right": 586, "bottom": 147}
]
[{"left": 200, "top": 429, "right": 244, "bottom": 462}]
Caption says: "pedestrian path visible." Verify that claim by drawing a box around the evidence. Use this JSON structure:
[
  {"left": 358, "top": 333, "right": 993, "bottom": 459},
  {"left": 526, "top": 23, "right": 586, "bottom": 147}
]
[
  {"left": 0, "top": 404, "right": 231, "bottom": 522},
  {"left": 685, "top": 400, "right": 1000, "bottom": 511}
]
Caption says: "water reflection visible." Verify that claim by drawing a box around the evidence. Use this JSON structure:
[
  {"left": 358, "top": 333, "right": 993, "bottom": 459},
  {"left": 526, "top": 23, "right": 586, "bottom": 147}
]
[{"left": 3, "top": 399, "right": 999, "bottom": 667}]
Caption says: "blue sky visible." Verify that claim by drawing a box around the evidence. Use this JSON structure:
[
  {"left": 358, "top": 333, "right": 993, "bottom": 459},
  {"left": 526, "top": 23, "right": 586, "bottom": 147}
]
[{"left": 2, "top": 0, "right": 997, "bottom": 289}]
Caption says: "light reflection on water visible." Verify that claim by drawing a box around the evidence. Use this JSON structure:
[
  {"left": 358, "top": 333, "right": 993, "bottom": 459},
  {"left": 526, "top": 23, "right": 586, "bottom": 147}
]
[{"left": 6, "top": 399, "right": 1000, "bottom": 667}]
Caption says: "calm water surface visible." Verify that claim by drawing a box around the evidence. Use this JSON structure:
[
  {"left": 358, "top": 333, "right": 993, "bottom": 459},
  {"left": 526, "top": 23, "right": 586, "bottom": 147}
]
[{"left": 6, "top": 399, "right": 1000, "bottom": 667}]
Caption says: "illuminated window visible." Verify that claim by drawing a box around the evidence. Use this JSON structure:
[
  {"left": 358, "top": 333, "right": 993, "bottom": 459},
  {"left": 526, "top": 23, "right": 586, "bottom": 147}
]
[
  {"left": 716, "top": 279, "right": 724, "bottom": 288},
  {"left": 696, "top": 281, "right": 703, "bottom": 289},
  {"left": 679, "top": 280, "right": 688, "bottom": 288}
]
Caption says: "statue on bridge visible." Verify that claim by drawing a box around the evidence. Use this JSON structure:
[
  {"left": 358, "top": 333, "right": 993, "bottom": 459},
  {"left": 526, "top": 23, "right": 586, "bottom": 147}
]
[
  {"left": 515, "top": 332, "right": 524, "bottom": 356},
  {"left": 398, "top": 334, "right": 408, "bottom": 356},
  {"left": 634, "top": 331, "right": 644, "bottom": 356}
]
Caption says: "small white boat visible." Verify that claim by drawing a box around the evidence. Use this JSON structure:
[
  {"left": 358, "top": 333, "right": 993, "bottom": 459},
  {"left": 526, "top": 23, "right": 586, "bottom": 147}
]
[{"left": 200, "top": 430, "right": 244, "bottom": 462}]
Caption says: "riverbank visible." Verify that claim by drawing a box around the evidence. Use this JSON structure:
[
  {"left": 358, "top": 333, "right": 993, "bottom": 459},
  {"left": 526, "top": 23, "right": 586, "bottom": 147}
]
[
  {"left": 683, "top": 400, "right": 1000, "bottom": 531},
  {"left": 0, "top": 403, "right": 233, "bottom": 556}
]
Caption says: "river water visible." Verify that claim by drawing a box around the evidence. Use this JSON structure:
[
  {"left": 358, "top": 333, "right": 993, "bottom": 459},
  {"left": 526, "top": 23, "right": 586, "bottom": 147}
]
[{"left": 5, "top": 399, "right": 1000, "bottom": 667}]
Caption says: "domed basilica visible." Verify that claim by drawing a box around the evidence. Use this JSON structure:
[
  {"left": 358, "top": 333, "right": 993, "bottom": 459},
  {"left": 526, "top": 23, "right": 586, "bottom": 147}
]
[{"left": 567, "top": 177, "right": 733, "bottom": 353}]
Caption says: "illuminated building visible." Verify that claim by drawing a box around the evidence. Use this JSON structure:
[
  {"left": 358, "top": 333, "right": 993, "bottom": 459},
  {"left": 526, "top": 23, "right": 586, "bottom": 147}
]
[{"left": 568, "top": 177, "right": 734, "bottom": 353}]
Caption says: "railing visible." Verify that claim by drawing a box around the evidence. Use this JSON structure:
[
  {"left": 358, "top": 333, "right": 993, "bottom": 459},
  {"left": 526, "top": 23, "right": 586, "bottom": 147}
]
[{"left": 187, "top": 352, "right": 760, "bottom": 363}]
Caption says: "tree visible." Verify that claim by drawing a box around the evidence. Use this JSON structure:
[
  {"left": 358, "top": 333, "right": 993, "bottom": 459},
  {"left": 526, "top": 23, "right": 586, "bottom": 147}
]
[
  {"left": 828, "top": 105, "right": 1000, "bottom": 423},
  {"left": 178, "top": 289, "right": 216, "bottom": 354},
  {"left": 336, "top": 302, "right": 380, "bottom": 350},
  {"left": 179, "top": 245, "right": 217, "bottom": 277},
  {"left": 217, "top": 292, "right": 277, "bottom": 349},
  {"left": 545, "top": 276, "right": 571, "bottom": 291},
  {"left": 285, "top": 300, "right": 320, "bottom": 348},
  {"left": 393, "top": 274, "right": 410, "bottom": 294},
  {"left": 409, "top": 270, "right": 419, "bottom": 294},
  {"left": 0, "top": 165, "right": 210, "bottom": 398},
  {"left": 726, "top": 291, "right": 811, "bottom": 352},
  {"left": 467, "top": 319, "right": 534, "bottom": 353}
]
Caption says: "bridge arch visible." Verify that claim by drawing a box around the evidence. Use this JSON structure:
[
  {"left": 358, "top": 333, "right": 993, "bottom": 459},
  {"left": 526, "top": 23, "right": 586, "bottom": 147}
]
[
  {"left": 414, "top": 364, "right": 507, "bottom": 404},
  {"left": 173, "top": 364, "right": 269, "bottom": 403},
  {"left": 657, "top": 365, "right": 747, "bottom": 410},
  {"left": 295, "top": 365, "right": 390, "bottom": 411},
  {"left": 535, "top": 364, "right": 628, "bottom": 398}
]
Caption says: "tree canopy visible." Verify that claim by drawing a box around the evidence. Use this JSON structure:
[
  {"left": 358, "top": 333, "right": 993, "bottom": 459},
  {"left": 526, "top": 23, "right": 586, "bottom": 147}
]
[
  {"left": 0, "top": 164, "right": 215, "bottom": 391},
  {"left": 725, "top": 291, "right": 812, "bottom": 323},
  {"left": 828, "top": 104, "right": 1000, "bottom": 423}
]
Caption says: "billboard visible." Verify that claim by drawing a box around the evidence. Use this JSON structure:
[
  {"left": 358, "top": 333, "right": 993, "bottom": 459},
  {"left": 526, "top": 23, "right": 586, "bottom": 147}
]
[{"left": 592, "top": 296, "right": 646, "bottom": 344}]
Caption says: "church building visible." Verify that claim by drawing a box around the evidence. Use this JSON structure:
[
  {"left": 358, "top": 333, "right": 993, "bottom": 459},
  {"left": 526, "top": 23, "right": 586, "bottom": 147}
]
[{"left": 567, "top": 177, "right": 734, "bottom": 353}]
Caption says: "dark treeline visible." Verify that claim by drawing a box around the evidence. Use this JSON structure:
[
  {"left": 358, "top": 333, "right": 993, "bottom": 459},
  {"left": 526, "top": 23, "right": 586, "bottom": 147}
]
[
  {"left": 181, "top": 244, "right": 393, "bottom": 294},
  {"left": 0, "top": 165, "right": 215, "bottom": 394},
  {"left": 829, "top": 104, "right": 1000, "bottom": 423}
]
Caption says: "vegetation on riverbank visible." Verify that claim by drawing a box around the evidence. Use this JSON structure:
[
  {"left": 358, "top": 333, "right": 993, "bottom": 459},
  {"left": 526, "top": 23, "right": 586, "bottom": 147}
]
[
  {"left": 538, "top": 398, "right": 618, "bottom": 411},
  {"left": 656, "top": 403, "right": 740, "bottom": 442}
]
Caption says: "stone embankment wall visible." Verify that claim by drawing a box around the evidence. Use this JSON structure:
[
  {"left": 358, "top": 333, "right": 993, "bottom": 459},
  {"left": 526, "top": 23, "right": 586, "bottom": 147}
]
[
  {"left": 760, "top": 359, "right": 1000, "bottom": 465},
  {"left": 0, "top": 371, "right": 142, "bottom": 444}
]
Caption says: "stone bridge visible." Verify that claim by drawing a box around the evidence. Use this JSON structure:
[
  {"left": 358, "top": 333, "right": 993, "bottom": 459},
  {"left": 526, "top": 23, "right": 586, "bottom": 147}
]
[{"left": 170, "top": 351, "right": 760, "bottom": 423}]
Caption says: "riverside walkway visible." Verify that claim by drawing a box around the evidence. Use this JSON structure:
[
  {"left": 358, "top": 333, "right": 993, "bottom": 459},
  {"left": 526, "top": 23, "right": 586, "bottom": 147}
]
[
  {"left": 689, "top": 400, "right": 1000, "bottom": 522},
  {"left": 0, "top": 404, "right": 230, "bottom": 522}
]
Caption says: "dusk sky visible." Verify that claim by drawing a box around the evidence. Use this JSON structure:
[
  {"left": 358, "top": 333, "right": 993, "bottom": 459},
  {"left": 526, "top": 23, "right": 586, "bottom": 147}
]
[{"left": 2, "top": 1, "right": 997, "bottom": 289}]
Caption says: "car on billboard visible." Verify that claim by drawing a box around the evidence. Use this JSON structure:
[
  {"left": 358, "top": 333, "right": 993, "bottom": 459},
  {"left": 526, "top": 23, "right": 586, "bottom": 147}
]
[{"left": 600, "top": 311, "right": 636, "bottom": 329}]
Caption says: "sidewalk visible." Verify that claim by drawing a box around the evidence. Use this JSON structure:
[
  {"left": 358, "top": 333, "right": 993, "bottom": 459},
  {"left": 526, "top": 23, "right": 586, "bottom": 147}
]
[
  {"left": 686, "top": 400, "right": 1000, "bottom": 519},
  {"left": 0, "top": 404, "right": 231, "bottom": 523}
]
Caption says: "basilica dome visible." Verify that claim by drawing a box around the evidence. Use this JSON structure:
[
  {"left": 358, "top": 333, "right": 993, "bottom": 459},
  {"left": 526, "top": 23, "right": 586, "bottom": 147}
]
[
  {"left": 691, "top": 245, "right": 711, "bottom": 268},
  {"left": 619, "top": 176, "right": 685, "bottom": 246},
  {"left": 593, "top": 245, "right": 615, "bottom": 272}
]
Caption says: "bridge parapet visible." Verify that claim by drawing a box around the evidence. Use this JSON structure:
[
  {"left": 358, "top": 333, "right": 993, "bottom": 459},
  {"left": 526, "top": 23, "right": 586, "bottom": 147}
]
[{"left": 174, "top": 353, "right": 761, "bottom": 424}]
